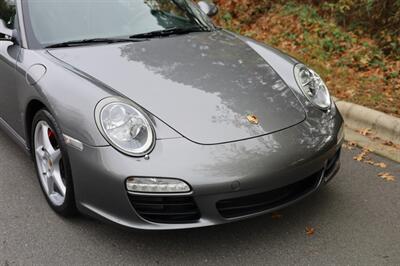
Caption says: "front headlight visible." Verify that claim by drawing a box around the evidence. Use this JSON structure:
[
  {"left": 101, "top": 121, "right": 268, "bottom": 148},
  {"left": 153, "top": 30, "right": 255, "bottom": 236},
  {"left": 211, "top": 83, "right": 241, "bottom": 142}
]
[
  {"left": 96, "top": 98, "right": 155, "bottom": 156},
  {"left": 294, "top": 64, "right": 331, "bottom": 110}
]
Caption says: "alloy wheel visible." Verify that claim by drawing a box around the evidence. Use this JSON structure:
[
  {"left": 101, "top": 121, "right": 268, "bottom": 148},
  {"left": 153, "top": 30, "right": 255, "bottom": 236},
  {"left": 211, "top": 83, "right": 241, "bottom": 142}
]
[{"left": 34, "top": 121, "right": 66, "bottom": 206}]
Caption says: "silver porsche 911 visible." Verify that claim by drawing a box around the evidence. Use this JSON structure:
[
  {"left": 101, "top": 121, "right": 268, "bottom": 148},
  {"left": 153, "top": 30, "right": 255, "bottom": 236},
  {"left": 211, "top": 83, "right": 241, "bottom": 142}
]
[{"left": 0, "top": 0, "right": 343, "bottom": 230}]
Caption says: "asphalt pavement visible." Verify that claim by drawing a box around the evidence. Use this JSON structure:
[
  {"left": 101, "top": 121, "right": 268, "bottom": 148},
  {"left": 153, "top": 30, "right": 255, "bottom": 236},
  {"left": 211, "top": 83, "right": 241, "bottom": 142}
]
[{"left": 0, "top": 129, "right": 399, "bottom": 265}]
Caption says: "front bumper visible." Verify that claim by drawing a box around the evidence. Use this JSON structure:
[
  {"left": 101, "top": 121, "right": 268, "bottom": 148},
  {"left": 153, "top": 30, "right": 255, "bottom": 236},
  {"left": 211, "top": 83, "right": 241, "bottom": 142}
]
[{"left": 67, "top": 114, "right": 343, "bottom": 230}]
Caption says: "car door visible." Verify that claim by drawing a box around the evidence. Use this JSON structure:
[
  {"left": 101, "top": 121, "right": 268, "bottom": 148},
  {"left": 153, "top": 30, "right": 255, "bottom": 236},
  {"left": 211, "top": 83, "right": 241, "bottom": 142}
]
[{"left": 0, "top": 0, "right": 23, "bottom": 139}]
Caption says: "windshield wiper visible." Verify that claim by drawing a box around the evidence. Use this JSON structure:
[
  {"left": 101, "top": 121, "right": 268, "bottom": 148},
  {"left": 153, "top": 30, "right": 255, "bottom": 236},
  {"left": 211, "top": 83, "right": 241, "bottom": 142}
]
[
  {"left": 45, "top": 37, "right": 146, "bottom": 48},
  {"left": 129, "top": 26, "right": 208, "bottom": 39}
]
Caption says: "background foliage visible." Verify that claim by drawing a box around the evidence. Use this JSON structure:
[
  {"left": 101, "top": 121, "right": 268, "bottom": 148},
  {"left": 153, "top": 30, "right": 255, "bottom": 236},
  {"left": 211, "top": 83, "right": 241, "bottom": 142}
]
[
  {"left": 213, "top": 0, "right": 400, "bottom": 116},
  {"left": 0, "top": 0, "right": 14, "bottom": 26}
]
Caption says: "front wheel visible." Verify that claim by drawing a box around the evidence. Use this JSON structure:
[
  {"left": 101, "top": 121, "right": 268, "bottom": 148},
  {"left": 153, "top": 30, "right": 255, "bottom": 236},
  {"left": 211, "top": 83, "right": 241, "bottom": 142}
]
[{"left": 31, "top": 110, "right": 77, "bottom": 216}]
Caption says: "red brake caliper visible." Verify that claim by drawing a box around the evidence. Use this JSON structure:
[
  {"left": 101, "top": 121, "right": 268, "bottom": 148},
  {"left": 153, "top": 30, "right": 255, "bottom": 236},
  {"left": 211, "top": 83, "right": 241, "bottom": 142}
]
[
  {"left": 47, "top": 128, "right": 55, "bottom": 138},
  {"left": 47, "top": 128, "right": 58, "bottom": 148}
]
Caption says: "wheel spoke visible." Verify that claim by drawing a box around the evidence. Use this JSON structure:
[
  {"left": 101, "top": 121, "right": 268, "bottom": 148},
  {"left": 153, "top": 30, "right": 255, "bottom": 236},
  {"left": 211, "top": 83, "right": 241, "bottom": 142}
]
[
  {"left": 52, "top": 169, "right": 66, "bottom": 197},
  {"left": 46, "top": 175, "right": 54, "bottom": 195},
  {"left": 35, "top": 146, "right": 45, "bottom": 159},
  {"left": 41, "top": 124, "right": 55, "bottom": 154},
  {"left": 50, "top": 149, "right": 61, "bottom": 164}
]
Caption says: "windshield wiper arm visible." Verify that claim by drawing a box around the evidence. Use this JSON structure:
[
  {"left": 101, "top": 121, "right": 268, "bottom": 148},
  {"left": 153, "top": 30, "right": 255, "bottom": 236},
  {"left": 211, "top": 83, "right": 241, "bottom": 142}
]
[
  {"left": 45, "top": 37, "right": 146, "bottom": 48},
  {"left": 129, "top": 27, "right": 207, "bottom": 39}
]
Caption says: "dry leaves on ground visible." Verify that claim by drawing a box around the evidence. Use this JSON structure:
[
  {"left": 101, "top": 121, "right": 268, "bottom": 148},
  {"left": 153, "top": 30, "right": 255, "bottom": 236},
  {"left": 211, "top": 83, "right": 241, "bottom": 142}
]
[
  {"left": 383, "top": 140, "right": 394, "bottom": 147},
  {"left": 349, "top": 128, "right": 400, "bottom": 151},
  {"left": 364, "top": 161, "right": 388, "bottom": 168},
  {"left": 353, "top": 148, "right": 370, "bottom": 161},
  {"left": 382, "top": 140, "right": 400, "bottom": 149},
  {"left": 353, "top": 149, "right": 388, "bottom": 168},
  {"left": 378, "top": 172, "right": 396, "bottom": 182},
  {"left": 374, "top": 162, "right": 388, "bottom": 168}
]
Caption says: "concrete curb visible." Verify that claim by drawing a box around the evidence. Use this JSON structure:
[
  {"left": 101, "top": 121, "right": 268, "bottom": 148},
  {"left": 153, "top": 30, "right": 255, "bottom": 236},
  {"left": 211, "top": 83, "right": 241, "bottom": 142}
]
[{"left": 334, "top": 98, "right": 400, "bottom": 162}]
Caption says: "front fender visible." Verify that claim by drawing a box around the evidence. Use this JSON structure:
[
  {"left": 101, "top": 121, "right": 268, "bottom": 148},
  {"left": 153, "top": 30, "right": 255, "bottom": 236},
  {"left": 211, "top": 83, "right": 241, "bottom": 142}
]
[
  {"left": 17, "top": 50, "right": 180, "bottom": 148},
  {"left": 16, "top": 49, "right": 111, "bottom": 146}
]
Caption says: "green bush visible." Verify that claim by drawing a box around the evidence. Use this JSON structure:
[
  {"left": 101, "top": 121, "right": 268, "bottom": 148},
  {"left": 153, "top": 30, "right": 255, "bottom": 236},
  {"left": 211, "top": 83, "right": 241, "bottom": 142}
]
[
  {"left": 214, "top": 0, "right": 400, "bottom": 58},
  {"left": 293, "top": 0, "right": 400, "bottom": 58},
  {"left": 0, "top": 0, "right": 15, "bottom": 25}
]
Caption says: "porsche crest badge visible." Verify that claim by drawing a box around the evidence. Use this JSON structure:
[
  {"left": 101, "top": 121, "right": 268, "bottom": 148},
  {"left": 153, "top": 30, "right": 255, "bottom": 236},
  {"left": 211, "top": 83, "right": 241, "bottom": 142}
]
[{"left": 246, "top": 114, "right": 259, "bottom": 125}]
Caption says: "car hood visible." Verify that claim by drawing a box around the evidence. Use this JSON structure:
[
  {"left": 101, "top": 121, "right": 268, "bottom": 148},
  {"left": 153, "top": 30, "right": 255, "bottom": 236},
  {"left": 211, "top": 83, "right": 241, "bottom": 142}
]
[{"left": 48, "top": 31, "right": 306, "bottom": 145}]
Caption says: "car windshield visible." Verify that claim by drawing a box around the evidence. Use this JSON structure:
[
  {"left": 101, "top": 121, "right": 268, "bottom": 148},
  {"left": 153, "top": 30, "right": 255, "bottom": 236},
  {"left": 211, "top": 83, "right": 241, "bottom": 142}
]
[{"left": 22, "top": 0, "right": 214, "bottom": 49}]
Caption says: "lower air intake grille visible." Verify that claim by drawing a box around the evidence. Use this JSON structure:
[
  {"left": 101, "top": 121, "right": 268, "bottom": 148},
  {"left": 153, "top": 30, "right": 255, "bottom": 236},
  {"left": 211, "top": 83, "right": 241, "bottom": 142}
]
[
  {"left": 217, "top": 171, "right": 322, "bottom": 219},
  {"left": 128, "top": 195, "right": 201, "bottom": 224}
]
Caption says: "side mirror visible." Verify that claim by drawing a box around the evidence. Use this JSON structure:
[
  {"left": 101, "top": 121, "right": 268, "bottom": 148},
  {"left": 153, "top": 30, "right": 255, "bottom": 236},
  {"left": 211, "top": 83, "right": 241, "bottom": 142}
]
[
  {"left": 0, "top": 19, "right": 15, "bottom": 42},
  {"left": 197, "top": 1, "right": 218, "bottom": 17}
]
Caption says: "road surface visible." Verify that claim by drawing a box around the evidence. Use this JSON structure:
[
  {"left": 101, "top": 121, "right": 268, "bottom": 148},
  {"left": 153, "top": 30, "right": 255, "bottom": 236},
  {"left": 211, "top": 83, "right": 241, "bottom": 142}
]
[{"left": 0, "top": 130, "right": 399, "bottom": 265}]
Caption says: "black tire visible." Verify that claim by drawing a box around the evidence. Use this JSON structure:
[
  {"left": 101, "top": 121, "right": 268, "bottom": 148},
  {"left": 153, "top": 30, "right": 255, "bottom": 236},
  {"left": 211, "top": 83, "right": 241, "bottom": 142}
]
[{"left": 31, "top": 109, "right": 77, "bottom": 217}]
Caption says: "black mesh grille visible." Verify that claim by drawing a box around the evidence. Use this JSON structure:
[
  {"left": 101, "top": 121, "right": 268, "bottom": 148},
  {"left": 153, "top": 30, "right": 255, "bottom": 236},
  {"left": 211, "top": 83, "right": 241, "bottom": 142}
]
[
  {"left": 216, "top": 171, "right": 322, "bottom": 219},
  {"left": 128, "top": 195, "right": 201, "bottom": 224}
]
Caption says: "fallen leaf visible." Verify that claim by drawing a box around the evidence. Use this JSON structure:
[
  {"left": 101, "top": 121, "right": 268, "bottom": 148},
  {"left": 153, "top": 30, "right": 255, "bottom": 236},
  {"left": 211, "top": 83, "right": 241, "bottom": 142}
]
[
  {"left": 374, "top": 162, "right": 387, "bottom": 168},
  {"left": 343, "top": 141, "right": 357, "bottom": 150},
  {"left": 353, "top": 148, "right": 370, "bottom": 162},
  {"left": 381, "top": 141, "right": 400, "bottom": 149},
  {"left": 383, "top": 140, "right": 394, "bottom": 146},
  {"left": 358, "top": 128, "right": 372, "bottom": 136},
  {"left": 305, "top": 226, "right": 315, "bottom": 236},
  {"left": 348, "top": 141, "right": 357, "bottom": 147},
  {"left": 271, "top": 212, "right": 283, "bottom": 219},
  {"left": 353, "top": 154, "right": 364, "bottom": 161},
  {"left": 378, "top": 172, "right": 396, "bottom": 182}
]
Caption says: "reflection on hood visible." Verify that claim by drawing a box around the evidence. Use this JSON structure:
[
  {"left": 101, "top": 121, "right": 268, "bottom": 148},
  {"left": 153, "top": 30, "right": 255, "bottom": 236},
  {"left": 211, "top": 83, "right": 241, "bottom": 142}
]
[{"left": 49, "top": 30, "right": 306, "bottom": 144}]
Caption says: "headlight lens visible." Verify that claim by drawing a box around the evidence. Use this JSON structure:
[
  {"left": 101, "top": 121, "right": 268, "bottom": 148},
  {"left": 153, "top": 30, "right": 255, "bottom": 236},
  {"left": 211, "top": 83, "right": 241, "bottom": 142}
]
[
  {"left": 294, "top": 64, "right": 331, "bottom": 110},
  {"left": 98, "top": 100, "right": 155, "bottom": 156}
]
